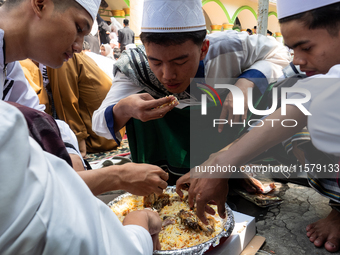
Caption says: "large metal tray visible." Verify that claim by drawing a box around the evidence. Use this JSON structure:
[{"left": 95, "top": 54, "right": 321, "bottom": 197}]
[{"left": 108, "top": 186, "right": 235, "bottom": 255}]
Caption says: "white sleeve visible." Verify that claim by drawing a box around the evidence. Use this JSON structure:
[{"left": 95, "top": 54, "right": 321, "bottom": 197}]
[
  {"left": 0, "top": 101, "right": 153, "bottom": 255},
  {"left": 121, "top": 225, "right": 153, "bottom": 254},
  {"left": 3, "top": 61, "right": 45, "bottom": 111},
  {"left": 286, "top": 65, "right": 340, "bottom": 109},
  {"left": 286, "top": 65, "right": 340, "bottom": 156},
  {"left": 240, "top": 33, "right": 291, "bottom": 79},
  {"left": 308, "top": 84, "right": 340, "bottom": 157},
  {"left": 55, "top": 119, "right": 86, "bottom": 168},
  {"left": 205, "top": 31, "right": 290, "bottom": 84},
  {"left": 85, "top": 52, "right": 115, "bottom": 80},
  {"left": 285, "top": 76, "right": 318, "bottom": 111},
  {"left": 92, "top": 71, "right": 142, "bottom": 140}
]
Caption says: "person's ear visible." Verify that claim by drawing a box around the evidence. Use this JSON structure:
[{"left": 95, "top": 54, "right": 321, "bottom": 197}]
[
  {"left": 200, "top": 39, "right": 209, "bottom": 61},
  {"left": 31, "top": 0, "right": 48, "bottom": 18}
]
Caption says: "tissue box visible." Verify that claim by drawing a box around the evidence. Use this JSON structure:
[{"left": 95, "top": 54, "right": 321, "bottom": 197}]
[{"left": 206, "top": 211, "right": 256, "bottom": 255}]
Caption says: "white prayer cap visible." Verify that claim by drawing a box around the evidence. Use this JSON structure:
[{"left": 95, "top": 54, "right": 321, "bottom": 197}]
[
  {"left": 141, "top": 0, "right": 206, "bottom": 33},
  {"left": 277, "top": 0, "right": 340, "bottom": 19},
  {"left": 74, "top": 0, "right": 100, "bottom": 21}
]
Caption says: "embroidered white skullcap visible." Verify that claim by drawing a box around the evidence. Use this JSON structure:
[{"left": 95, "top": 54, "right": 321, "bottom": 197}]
[
  {"left": 277, "top": 0, "right": 340, "bottom": 19},
  {"left": 74, "top": 0, "right": 100, "bottom": 21},
  {"left": 141, "top": 0, "right": 206, "bottom": 33}
]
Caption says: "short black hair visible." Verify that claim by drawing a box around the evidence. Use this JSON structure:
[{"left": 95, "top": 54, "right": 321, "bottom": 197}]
[
  {"left": 114, "top": 52, "right": 121, "bottom": 60},
  {"left": 82, "top": 41, "right": 90, "bottom": 51},
  {"left": 279, "top": 2, "right": 340, "bottom": 37},
  {"left": 123, "top": 19, "right": 129, "bottom": 26},
  {"left": 113, "top": 48, "right": 121, "bottom": 54},
  {"left": 246, "top": 28, "right": 253, "bottom": 34},
  {"left": 140, "top": 29, "right": 206, "bottom": 47}
]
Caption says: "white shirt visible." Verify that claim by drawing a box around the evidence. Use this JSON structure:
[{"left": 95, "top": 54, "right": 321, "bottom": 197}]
[
  {"left": 0, "top": 30, "right": 43, "bottom": 111},
  {"left": 85, "top": 51, "right": 115, "bottom": 80},
  {"left": 288, "top": 65, "right": 340, "bottom": 156},
  {"left": 92, "top": 30, "right": 291, "bottom": 140},
  {"left": 3, "top": 61, "right": 45, "bottom": 111},
  {"left": 0, "top": 101, "right": 153, "bottom": 255}
]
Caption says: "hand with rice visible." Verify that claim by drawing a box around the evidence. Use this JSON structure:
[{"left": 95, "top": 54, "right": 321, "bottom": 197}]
[{"left": 112, "top": 94, "right": 179, "bottom": 134}]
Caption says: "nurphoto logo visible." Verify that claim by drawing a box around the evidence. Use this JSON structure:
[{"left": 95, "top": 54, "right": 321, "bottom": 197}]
[{"left": 199, "top": 84, "right": 312, "bottom": 128}]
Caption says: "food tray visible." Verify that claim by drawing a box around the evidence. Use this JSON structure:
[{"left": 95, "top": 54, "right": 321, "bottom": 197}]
[{"left": 108, "top": 186, "right": 235, "bottom": 255}]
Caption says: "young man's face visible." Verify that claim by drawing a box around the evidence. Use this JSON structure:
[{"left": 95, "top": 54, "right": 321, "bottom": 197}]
[
  {"left": 32, "top": 1, "right": 93, "bottom": 68},
  {"left": 281, "top": 20, "right": 340, "bottom": 76},
  {"left": 144, "top": 39, "right": 208, "bottom": 94}
]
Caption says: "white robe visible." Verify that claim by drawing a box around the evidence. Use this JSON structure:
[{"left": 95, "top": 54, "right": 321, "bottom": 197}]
[
  {"left": 85, "top": 51, "right": 116, "bottom": 80},
  {"left": 287, "top": 64, "right": 340, "bottom": 157},
  {"left": 0, "top": 100, "right": 153, "bottom": 255}
]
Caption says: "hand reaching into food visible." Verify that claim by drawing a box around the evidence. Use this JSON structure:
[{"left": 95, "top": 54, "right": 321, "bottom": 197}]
[
  {"left": 145, "top": 209, "right": 163, "bottom": 251},
  {"left": 186, "top": 178, "right": 229, "bottom": 225},
  {"left": 175, "top": 172, "right": 192, "bottom": 198},
  {"left": 123, "top": 209, "right": 162, "bottom": 251},
  {"left": 119, "top": 163, "right": 169, "bottom": 196},
  {"left": 177, "top": 176, "right": 217, "bottom": 217},
  {"left": 176, "top": 149, "right": 234, "bottom": 224}
]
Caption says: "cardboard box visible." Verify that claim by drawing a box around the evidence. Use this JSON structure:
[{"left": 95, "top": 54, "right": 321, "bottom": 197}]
[
  {"left": 240, "top": 236, "right": 266, "bottom": 255},
  {"left": 205, "top": 211, "right": 256, "bottom": 255}
]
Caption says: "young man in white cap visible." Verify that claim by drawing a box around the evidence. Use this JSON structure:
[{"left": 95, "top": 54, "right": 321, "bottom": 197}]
[
  {"left": 92, "top": 0, "right": 290, "bottom": 184},
  {"left": 0, "top": 0, "right": 163, "bottom": 253},
  {"left": 177, "top": 0, "right": 340, "bottom": 252}
]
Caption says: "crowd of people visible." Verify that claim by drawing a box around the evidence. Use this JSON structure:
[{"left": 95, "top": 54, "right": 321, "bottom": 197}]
[{"left": 0, "top": 0, "right": 340, "bottom": 254}]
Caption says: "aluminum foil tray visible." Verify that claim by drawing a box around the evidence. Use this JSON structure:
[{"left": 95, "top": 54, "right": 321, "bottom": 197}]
[{"left": 108, "top": 186, "right": 235, "bottom": 255}]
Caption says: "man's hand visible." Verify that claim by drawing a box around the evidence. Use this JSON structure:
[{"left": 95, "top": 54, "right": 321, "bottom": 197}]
[
  {"left": 112, "top": 93, "right": 179, "bottom": 134},
  {"left": 176, "top": 150, "right": 232, "bottom": 224},
  {"left": 77, "top": 163, "right": 168, "bottom": 196},
  {"left": 187, "top": 178, "right": 229, "bottom": 224},
  {"left": 123, "top": 209, "right": 162, "bottom": 251},
  {"left": 119, "top": 93, "right": 178, "bottom": 121},
  {"left": 145, "top": 209, "right": 163, "bottom": 251},
  {"left": 119, "top": 163, "right": 169, "bottom": 196},
  {"left": 176, "top": 172, "right": 191, "bottom": 198},
  {"left": 218, "top": 78, "right": 254, "bottom": 133}
]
